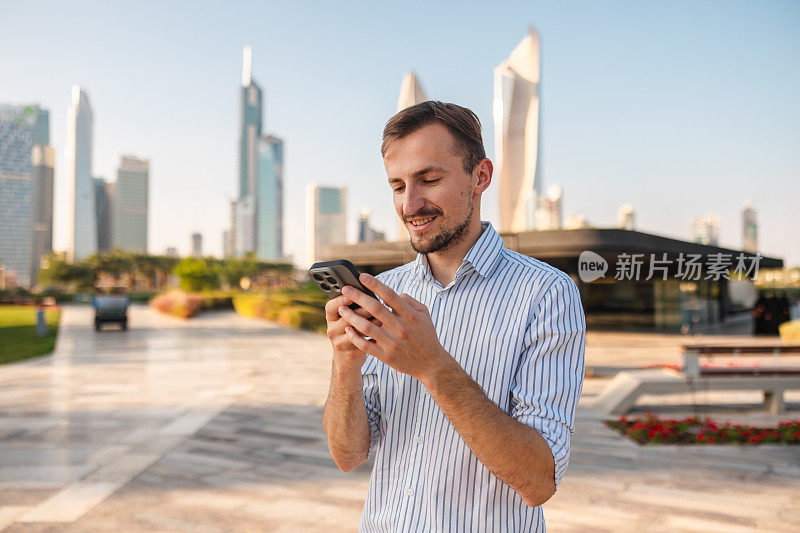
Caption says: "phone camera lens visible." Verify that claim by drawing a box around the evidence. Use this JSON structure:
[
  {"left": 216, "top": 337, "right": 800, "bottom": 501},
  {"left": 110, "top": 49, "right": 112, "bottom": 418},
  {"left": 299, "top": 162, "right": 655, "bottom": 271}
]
[
  {"left": 320, "top": 283, "right": 330, "bottom": 291},
  {"left": 326, "top": 276, "right": 337, "bottom": 285},
  {"left": 312, "top": 273, "right": 324, "bottom": 282}
]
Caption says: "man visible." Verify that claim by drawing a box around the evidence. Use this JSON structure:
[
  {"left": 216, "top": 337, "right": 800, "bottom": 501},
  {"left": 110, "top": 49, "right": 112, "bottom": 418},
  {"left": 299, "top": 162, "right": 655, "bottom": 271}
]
[{"left": 322, "top": 101, "right": 585, "bottom": 531}]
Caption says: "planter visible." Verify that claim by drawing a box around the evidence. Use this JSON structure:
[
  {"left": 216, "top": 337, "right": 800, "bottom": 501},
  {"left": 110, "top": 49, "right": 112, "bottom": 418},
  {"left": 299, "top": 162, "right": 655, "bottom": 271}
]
[{"left": 606, "top": 414, "right": 800, "bottom": 445}]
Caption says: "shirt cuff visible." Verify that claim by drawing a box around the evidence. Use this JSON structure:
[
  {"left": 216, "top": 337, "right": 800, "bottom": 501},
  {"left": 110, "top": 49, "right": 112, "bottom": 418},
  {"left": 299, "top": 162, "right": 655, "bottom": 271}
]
[{"left": 515, "top": 414, "right": 572, "bottom": 489}]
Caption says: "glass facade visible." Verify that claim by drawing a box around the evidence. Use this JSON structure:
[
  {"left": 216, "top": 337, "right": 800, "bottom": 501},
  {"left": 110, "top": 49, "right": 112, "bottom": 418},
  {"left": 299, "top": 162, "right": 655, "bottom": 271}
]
[
  {"left": 66, "top": 87, "right": 97, "bottom": 262},
  {"left": 306, "top": 184, "right": 347, "bottom": 264},
  {"left": 0, "top": 104, "right": 51, "bottom": 287},
  {"left": 256, "top": 135, "right": 283, "bottom": 260},
  {"left": 113, "top": 156, "right": 149, "bottom": 253},
  {"left": 239, "top": 83, "right": 263, "bottom": 199}
]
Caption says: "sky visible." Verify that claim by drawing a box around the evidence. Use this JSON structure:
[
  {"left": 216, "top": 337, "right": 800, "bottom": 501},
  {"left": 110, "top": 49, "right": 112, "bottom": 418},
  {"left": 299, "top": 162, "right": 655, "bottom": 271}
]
[{"left": 2, "top": 0, "right": 799, "bottom": 267}]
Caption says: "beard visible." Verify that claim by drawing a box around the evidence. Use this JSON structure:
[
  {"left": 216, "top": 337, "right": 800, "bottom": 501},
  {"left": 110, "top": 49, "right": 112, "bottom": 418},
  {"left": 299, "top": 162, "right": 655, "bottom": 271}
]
[{"left": 408, "top": 196, "right": 473, "bottom": 255}]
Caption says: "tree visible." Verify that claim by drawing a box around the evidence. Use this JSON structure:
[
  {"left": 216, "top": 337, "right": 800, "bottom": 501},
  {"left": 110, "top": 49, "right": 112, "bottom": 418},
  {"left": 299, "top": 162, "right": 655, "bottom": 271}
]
[
  {"left": 173, "top": 257, "right": 219, "bottom": 292},
  {"left": 37, "top": 254, "right": 94, "bottom": 291}
]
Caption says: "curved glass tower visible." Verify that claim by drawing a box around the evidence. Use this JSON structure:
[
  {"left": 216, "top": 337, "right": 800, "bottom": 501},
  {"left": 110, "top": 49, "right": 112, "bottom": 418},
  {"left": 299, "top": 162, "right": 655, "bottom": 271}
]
[
  {"left": 66, "top": 86, "right": 97, "bottom": 262},
  {"left": 493, "top": 29, "right": 542, "bottom": 233}
]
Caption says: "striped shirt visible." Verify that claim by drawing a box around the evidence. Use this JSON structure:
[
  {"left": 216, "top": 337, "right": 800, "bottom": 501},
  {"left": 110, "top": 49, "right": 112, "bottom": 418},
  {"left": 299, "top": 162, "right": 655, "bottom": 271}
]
[{"left": 358, "top": 221, "right": 585, "bottom": 532}]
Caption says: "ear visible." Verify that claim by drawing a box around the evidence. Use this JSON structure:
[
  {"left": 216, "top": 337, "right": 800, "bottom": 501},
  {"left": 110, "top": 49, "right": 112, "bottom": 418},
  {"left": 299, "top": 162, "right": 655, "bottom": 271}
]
[{"left": 473, "top": 159, "right": 493, "bottom": 194}]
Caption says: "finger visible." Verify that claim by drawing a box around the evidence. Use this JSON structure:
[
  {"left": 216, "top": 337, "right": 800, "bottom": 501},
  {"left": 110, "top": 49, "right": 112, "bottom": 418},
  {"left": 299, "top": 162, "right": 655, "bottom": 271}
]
[
  {"left": 354, "top": 307, "right": 382, "bottom": 326},
  {"left": 401, "top": 293, "right": 427, "bottom": 313},
  {"left": 359, "top": 273, "right": 409, "bottom": 315},
  {"left": 341, "top": 285, "right": 397, "bottom": 325},
  {"left": 325, "top": 294, "right": 352, "bottom": 321},
  {"left": 345, "top": 326, "right": 378, "bottom": 354},
  {"left": 339, "top": 306, "right": 381, "bottom": 340}
]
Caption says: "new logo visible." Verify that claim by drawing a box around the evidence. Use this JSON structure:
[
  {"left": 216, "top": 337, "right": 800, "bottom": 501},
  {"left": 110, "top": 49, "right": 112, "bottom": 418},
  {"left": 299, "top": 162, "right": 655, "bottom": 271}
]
[{"left": 578, "top": 251, "right": 608, "bottom": 282}]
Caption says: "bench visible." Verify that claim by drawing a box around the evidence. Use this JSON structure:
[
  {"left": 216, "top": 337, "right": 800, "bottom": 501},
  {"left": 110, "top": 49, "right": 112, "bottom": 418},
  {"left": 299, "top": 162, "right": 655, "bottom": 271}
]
[{"left": 593, "top": 344, "right": 800, "bottom": 415}]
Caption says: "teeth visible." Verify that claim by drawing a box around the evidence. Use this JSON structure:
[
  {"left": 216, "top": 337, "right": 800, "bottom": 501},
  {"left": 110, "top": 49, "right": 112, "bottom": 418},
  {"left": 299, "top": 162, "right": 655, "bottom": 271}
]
[{"left": 410, "top": 217, "right": 435, "bottom": 226}]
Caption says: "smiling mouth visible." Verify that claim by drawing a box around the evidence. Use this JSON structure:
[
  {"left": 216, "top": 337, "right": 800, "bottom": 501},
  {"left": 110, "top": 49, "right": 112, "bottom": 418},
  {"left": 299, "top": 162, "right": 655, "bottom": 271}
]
[
  {"left": 409, "top": 216, "right": 435, "bottom": 226},
  {"left": 407, "top": 215, "right": 438, "bottom": 231}
]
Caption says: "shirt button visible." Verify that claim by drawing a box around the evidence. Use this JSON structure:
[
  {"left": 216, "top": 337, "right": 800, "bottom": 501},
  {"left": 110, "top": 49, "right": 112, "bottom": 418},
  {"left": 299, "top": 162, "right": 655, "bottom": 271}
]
[
  {"left": 407, "top": 488, "right": 414, "bottom": 496},
  {"left": 415, "top": 436, "right": 423, "bottom": 444}
]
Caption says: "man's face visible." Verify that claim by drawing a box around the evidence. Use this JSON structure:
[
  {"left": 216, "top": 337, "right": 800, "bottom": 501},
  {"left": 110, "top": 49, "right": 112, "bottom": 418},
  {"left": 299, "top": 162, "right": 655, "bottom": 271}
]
[{"left": 383, "top": 123, "right": 478, "bottom": 255}]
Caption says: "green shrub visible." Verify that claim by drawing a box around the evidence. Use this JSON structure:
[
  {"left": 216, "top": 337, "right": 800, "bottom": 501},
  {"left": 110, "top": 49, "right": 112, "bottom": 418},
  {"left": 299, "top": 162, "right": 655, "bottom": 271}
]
[
  {"left": 278, "top": 304, "right": 326, "bottom": 332},
  {"left": 173, "top": 258, "right": 219, "bottom": 292},
  {"left": 233, "top": 293, "right": 326, "bottom": 332}
]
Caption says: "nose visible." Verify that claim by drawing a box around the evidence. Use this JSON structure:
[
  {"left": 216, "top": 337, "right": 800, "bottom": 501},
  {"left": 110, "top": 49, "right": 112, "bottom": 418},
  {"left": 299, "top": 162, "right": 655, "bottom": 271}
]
[{"left": 401, "top": 183, "right": 426, "bottom": 219}]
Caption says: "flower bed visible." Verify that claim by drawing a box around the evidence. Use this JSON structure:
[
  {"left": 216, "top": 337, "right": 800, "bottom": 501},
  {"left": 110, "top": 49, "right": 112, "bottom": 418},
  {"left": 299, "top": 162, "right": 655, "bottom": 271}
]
[
  {"left": 150, "top": 291, "right": 203, "bottom": 318},
  {"left": 606, "top": 414, "right": 800, "bottom": 445}
]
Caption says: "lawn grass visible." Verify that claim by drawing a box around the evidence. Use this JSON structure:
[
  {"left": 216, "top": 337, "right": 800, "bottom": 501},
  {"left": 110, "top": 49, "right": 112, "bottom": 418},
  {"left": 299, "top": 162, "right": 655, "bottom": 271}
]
[{"left": 0, "top": 305, "right": 62, "bottom": 365}]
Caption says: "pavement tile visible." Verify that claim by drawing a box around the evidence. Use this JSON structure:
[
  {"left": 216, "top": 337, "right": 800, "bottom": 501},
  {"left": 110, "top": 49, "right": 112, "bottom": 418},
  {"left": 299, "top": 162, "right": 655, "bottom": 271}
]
[{"left": 0, "top": 305, "right": 797, "bottom": 532}]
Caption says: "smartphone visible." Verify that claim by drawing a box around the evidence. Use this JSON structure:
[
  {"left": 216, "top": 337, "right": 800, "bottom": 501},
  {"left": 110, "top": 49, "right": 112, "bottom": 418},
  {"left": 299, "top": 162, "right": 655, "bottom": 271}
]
[{"left": 309, "top": 260, "right": 377, "bottom": 309}]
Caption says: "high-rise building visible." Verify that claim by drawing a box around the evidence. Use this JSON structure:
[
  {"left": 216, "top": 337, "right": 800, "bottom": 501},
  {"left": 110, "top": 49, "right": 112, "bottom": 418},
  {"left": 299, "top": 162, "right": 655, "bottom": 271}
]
[
  {"left": 256, "top": 135, "right": 283, "bottom": 260},
  {"left": 618, "top": 203, "right": 636, "bottom": 231},
  {"left": 223, "top": 200, "right": 236, "bottom": 257},
  {"left": 166, "top": 246, "right": 178, "bottom": 258},
  {"left": 191, "top": 233, "right": 203, "bottom": 257},
  {"left": 93, "top": 177, "right": 114, "bottom": 252},
  {"left": 65, "top": 86, "right": 97, "bottom": 262},
  {"left": 0, "top": 103, "right": 52, "bottom": 287},
  {"left": 358, "top": 208, "right": 387, "bottom": 243},
  {"left": 494, "top": 29, "right": 543, "bottom": 233},
  {"left": 306, "top": 184, "right": 347, "bottom": 265},
  {"left": 230, "top": 46, "right": 284, "bottom": 260},
  {"left": 742, "top": 201, "right": 758, "bottom": 253},
  {"left": 535, "top": 184, "right": 562, "bottom": 230},
  {"left": 113, "top": 155, "right": 149, "bottom": 253},
  {"left": 691, "top": 213, "right": 720, "bottom": 246},
  {"left": 394, "top": 71, "right": 428, "bottom": 242},
  {"left": 30, "top": 144, "right": 54, "bottom": 284},
  {"left": 239, "top": 46, "right": 262, "bottom": 202}
]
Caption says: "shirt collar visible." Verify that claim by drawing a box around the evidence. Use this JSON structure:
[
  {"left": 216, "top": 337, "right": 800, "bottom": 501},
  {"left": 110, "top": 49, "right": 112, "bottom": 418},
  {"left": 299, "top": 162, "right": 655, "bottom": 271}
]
[{"left": 413, "top": 221, "right": 504, "bottom": 282}]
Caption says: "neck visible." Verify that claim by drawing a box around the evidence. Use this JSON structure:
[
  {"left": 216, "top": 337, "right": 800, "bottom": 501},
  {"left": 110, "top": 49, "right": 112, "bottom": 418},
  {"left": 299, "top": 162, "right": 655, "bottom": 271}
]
[{"left": 426, "top": 216, "right": 485, "bottom": 287}]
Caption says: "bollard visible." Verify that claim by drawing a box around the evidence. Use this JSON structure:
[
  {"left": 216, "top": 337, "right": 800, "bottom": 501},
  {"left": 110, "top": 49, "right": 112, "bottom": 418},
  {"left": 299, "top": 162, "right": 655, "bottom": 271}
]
[{"left": 36, "top": 307, "right": 47, "bottom": 337}]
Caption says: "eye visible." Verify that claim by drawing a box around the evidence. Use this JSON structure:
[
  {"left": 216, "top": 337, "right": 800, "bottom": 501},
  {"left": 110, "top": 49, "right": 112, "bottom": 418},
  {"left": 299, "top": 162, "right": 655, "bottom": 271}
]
[
  {"left": 424, "top": 179, "right": 440, "bottom": 184},
  {"left": 392, "top": 185, "right": 405, "bottom": 193}
]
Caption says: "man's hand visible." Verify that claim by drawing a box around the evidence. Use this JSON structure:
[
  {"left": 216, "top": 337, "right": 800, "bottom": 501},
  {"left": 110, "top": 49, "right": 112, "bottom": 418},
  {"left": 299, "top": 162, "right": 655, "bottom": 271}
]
[
  {"left": 322, "top": 292, "right": 384, "bottom": 472},
  {"left": 324, "top": 294, "right": 383, "bottom": 371},
  {"left": 337, "top": 273, "right": 453, "bottom": 384}
]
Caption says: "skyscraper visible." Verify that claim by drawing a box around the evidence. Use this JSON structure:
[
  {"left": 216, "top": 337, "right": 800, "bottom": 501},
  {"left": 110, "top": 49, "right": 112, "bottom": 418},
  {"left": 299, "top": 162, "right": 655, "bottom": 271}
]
[
  {"left": 239, "top": 46, "right": 262, "bottom": 201},
  {"left": 394, "top": 72, "right": 428, "bottom": 241},
  {"left": 231, "top": 46, "right": 284, "bottom": 260},
  {"left": 0, "top": 103, "right": 52, "bottom": 287},
  {"left": 192, "top": 233, "right": 203, "bottom": 257},
  {"left": 256, "top": 135, "right": 283, "bottom": 260},
  {"left": 494, "top": 29, "right": 543, "bottom": 233},
  {"left": 534, "top": 184, "right": 562, "bottom": 230},
  {"left": 93, "top": 177, "right": 114, "bottom": 252},
  {"left": 223, "top": 200, "right": 236, "bottom": 257},
  {"left": 306, "top": 184, "right": 347, "bottom": 265},
  {"left": 742, "top": 201, "right": 758, "bottom": 253},
  {"left": 65, "top": 86, "right": 97, "bottom": 262},
  {"left": 113, "top": 155, "right": 149, "bottom": 253},
  {"left": 691, "top": 213, "right": 720, "bottom": 246},
  {"left": 618, "top": 203, "right": 636, "bottom": 231},
  {"left": 30, "top": 144, "right": 55, "bottom": 284},
  {"left": 358, "top": 208, "right": 387, "bottom": 243}
]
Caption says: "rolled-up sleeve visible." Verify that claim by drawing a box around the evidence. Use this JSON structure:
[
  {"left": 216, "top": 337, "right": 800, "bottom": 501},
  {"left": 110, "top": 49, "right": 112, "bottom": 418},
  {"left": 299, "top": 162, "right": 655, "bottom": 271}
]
[
  {"left": 361, "top": 355, "right": 382, "bottom": 451},
  {"left": 509, "top": 278, "right": 586, "bottom": 488}
]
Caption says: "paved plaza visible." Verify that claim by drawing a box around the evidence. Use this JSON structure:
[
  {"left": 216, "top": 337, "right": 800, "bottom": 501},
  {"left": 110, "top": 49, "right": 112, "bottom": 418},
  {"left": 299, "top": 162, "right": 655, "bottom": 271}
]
[{"left": 0, "top": 305, "right": 798, "bottom": 532}]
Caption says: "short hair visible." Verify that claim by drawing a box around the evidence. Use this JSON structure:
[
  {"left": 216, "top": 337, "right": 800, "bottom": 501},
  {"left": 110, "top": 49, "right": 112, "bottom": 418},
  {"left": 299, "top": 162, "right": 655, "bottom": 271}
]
[{"left": 381, "top": 101, "right": 486, "bottom": 174}]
